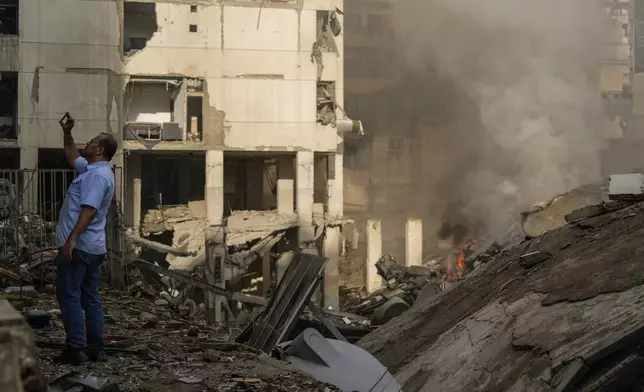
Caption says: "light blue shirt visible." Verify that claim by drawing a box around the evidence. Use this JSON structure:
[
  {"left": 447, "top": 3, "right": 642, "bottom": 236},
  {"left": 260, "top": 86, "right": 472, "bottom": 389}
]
[{"left": 55, "top": 157, "right": 115, "bottom": 255}]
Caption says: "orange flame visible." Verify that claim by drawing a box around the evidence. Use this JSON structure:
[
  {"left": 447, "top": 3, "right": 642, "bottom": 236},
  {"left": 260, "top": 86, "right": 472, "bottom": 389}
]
[{"left": 446, "top": 250, "right": 465, "bottom": 281}]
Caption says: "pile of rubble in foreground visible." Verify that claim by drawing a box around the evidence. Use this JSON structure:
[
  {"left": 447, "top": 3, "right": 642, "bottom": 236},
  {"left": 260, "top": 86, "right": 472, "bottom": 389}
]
[
  {"left": 9, "top": 287, "right": 338, "bottom": 392},
  {"left": 358, "top": 198, "right": 644, "bottom": 392}
]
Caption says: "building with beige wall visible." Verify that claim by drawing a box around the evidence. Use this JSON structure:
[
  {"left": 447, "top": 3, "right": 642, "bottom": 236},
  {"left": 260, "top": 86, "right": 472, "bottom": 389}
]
[{"left": 0, "top": 0, "right": 350, "bottom": 310}]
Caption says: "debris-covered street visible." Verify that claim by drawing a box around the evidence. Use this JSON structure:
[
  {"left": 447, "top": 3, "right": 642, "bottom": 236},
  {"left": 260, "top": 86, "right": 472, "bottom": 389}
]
[{"left": 20, "top": 287, "right": 337, "bottom": 392}]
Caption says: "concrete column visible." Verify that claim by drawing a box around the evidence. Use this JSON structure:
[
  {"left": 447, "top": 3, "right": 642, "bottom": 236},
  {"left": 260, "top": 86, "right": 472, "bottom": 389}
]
[
  {"left": 296, "top": 151, "right": 315, "bottom": 250},
  {"left": 19, "top": 147, "right": 38, "bottom": 213},
  {"left": 205, "top": 150, "right": 224, "bottom": 226},
  {"left": 125, "top": 153, "right": 142, "bottom": 230},
  {"left": 323, "top": 226, "right": 341, "bottom": 310},
  {"left": 365, "top": 219, "right": 383, "bottom": 293},
  {"left": 327, "top": 153, "right": 343, "bottom": 219},
  {"left": 277, "top": 155, "right": 295, "bottom": 215},
  {"left": 405, "top": 218, "right": 423, "bottom": 267}
]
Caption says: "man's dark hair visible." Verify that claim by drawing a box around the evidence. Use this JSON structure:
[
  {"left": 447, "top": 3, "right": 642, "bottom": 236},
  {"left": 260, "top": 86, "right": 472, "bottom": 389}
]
[{"left": 98, "top": 133, "right": 118, "bottom": 161}]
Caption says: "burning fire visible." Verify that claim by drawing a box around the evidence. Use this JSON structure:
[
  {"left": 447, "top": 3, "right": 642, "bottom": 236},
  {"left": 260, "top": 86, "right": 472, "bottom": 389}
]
[{"left": 446, "top": 250, "right": 465, "bottom": 281}]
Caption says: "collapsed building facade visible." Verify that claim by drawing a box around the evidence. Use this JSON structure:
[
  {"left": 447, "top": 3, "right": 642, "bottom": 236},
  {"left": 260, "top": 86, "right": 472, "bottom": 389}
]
[{"left": 0, "top": 0, "right": 354, "bottom": 313}]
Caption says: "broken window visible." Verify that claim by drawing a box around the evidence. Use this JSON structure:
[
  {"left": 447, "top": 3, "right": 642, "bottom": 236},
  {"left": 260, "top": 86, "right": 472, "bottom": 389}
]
[
  {"left": 0, "top": 1, "right": 18, "bottom": 35},
  {"left": 190, "top": 5, "right": 197, "bottom": 12},
  {"left": 0, "top": 148, "right": 18, "bottom": 169},
  {"left": 315, "top": 11, "right": 341, "bottom": 53},
  {"left": 224, "top": 156, "right": 277, "bottom": 213},
  {"left": 123, "top": 2, "right": 157, "bottom": 56},
  {"left": 0, "top": 72, "right": 17, "bottom": 139},
  {"left": 124, "top": 77, "right": 204, "bottom": 142},
  {"left": 317, "top": 81, "right": 336, "bottom": 126},
  {"left": 187, "top": 96, "right": 203, "bottom": 142}
]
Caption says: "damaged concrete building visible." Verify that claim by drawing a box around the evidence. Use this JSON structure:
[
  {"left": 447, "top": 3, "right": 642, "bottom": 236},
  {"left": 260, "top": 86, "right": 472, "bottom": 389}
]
[{"left": 0, "top": 0, "right": 352, "bottom": 311}]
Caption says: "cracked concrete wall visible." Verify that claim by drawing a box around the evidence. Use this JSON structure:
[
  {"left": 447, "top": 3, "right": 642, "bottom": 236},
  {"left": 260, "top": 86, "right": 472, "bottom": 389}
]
[
  {"left": 122, "top": 0, "right": 343, "bottom": 152},
  {"left": 11, "top": 0, "right": 343, "bottom": 153},
  {"left": 17, "top": 0, "right": 123, "bottom": 149},
  {"left": 125, "top": 0, "right": 343, "bottom": 151}
]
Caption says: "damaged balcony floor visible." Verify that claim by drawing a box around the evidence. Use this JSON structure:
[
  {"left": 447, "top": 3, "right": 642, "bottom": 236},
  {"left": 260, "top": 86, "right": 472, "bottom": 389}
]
[
  {"left": 358, "top": 202, "right": 644, "bottom": 392},
  {"left": 25, "top": 288, "right": 336, "bottom": 392}
]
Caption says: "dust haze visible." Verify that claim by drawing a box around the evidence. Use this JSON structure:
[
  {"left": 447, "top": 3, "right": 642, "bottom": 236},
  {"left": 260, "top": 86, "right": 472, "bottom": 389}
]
[{"left": 388, "top": 0, "right": 612, "bottom": 242}]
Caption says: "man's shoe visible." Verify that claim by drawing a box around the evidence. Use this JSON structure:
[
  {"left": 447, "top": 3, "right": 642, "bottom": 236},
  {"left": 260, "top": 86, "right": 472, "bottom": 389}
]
[
  {"left": 54, "top": 348, "right": 88, "bottom": 365},
  {"left": 86, "top": 349, "right": 107, "bottom": 362}
]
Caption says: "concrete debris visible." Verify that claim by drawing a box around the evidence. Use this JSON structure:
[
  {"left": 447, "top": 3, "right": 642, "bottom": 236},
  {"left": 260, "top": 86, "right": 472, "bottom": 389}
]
[
  {"left": 519, "top": 251, "right": 553, "bottom": 269},
  {"left": 564, "top": 200, "right": 630, "bottom": 223},
  {"left": 141, "top": 205, "right": 195, "bottom": 235},
  {"left": 24, "top": 287, "right": 340, "bottom": 392},
  {"left": 126, "top": 232, "right": 196, "bottom": 257},
  {"left": 49, "top": 372, "right": 119, "bottom": 392},
  {"left": 609, "top": 173, "right": 644, "bottom": 201},
  {"left": 227, "top": 232, "right": 284, "bottom": 269},
  {"left": 551, "top": 358, "right": 589, "bottom": 392},
  {"left": 358, "top": 202, "right": 644, "bottom": 391},
  {"left": 0, "top": 299, "right": 47, "bottom": 392},
  {"left": 343, "top": 254, "right": 443, "bottom": 321},
  {"left": 218, "top": 210, "right": 299, "bottom": 246},
  {"left": 165, "top": 219, "right": 207, "bottom": 270},
  {"left": 370, "top": 297, "right": 410, "bottom": 326},
  {"left": 521, "top": 181, "right": 608, "bottom": 237}
]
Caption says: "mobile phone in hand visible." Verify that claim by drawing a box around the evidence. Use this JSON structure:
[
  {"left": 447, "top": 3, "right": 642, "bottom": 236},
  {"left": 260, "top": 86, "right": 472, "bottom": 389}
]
[{"left": 59, "top": 112, "right": 74, "bottom": 129}]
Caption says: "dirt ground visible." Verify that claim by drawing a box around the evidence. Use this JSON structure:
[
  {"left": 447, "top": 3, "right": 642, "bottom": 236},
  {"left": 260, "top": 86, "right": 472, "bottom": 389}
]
[
  {"left": 18, "top": 288, "right": 336, "bottom": 392},
  {"left": 358, "top": 201, "right": 644, "bottom": 391}
]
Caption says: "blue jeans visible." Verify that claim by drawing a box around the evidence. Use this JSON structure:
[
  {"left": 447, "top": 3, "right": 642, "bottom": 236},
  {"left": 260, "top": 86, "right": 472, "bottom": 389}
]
[{"left": 55, "top": 248, "right": 105, "bottom": 351}]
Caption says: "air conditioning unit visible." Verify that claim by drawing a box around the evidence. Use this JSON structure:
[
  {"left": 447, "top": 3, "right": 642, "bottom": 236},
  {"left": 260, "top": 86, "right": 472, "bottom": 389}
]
[
  {"left": 161, "top": 122, "right": 182, "bottom": 141},
  {"left": 123, "top": 122, "right": 162, "bottom": 140}
]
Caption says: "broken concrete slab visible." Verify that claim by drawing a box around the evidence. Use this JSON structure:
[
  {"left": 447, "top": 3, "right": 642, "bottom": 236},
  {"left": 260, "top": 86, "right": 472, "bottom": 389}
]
[
  {"left": 519, "top": 251, "right": 553, "bottom": 269},
  {"left": 126, "top": 233, "right": 196, "bottom": 257},
  {"left": 370, "top": 297, "right": 410, "bottom": 326},
  {"left": 0, "top": 300, "right": 46, "bottom": 392},
  {"left": 521, "top": 181, "right": 607, "bottom": 237},
  {"left": 358, "top": 202, "right": 644, "bottom": 391},
  {"left": 609, "top": 173, "right": 644, "bottom": 201},
  {"left": 551, "top": 358, "right": 588, "bottom": 392},
  {"left": 564, "top": 203, "right": 607, "bottom": 223}
]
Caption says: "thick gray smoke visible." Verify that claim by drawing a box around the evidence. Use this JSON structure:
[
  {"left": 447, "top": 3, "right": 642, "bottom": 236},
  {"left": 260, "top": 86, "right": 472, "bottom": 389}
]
[{"left": 393, "top": 0, "right": 612, "bottom": 239}]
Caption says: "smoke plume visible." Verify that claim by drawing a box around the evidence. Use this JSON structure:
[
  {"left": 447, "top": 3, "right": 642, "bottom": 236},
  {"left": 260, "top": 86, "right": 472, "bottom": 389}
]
[{"left": 392, "top": 0, "right": 611, "bottom": 240}]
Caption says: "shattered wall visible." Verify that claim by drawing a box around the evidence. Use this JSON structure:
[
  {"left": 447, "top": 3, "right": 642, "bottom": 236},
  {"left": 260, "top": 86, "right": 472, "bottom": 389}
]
[
  {"left": 122, "top": 0, "right": 344, "bottom": 152},
  {"left": 345, "top": 0, "right": 614, "bottom": 252},
  {"left": 15, "top": 0, "right": 344, "bottom": 154},
  {"left": 18, "top": 0, "right": 122, "bottom": 149}
]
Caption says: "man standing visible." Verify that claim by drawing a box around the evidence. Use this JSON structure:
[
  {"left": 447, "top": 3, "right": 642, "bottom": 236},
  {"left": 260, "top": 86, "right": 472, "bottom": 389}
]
[{"left": 55, "top": 113, "right": 118, "bottom": 365}]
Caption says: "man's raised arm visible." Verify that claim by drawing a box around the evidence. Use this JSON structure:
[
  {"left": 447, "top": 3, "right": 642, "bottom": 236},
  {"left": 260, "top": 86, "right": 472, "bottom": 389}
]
[{"left": 60, "top": 113, "right": 80, "bottom": 168}]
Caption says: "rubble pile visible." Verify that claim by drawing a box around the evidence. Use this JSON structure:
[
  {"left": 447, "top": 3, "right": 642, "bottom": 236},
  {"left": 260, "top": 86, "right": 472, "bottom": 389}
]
[
  {"left": 8, "top": 287, "right": 339, "bottom": 392},
  {"left": 343, "top": 254, "right": 442, "bottom": 319},
  {"left": 358, "top": 199, "right": 644, "bottom": 391}
]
